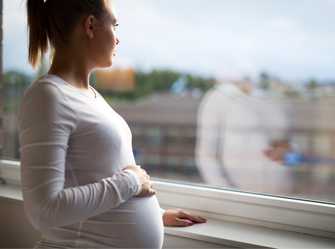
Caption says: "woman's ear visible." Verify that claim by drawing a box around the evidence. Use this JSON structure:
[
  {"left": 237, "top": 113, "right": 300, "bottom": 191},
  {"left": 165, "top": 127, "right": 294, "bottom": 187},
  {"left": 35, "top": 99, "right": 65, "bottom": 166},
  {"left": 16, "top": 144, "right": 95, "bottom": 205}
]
[{"left": 84, "top": 15, "right": 96, "bottom": 39}]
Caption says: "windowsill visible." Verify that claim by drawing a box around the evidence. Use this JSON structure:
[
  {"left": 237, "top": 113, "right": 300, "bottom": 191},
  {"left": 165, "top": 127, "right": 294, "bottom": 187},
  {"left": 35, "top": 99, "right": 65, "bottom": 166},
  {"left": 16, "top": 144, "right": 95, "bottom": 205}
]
[
  {"left": 164, "top": 218, "right": 335, "bottom": 248},
  {"left": 1, "top": 184, "right": 335, "bottom": 248}
]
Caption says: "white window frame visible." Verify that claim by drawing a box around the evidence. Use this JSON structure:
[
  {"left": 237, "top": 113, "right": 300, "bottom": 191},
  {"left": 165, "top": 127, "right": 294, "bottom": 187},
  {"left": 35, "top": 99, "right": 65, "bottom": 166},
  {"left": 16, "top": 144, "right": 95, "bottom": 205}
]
[{"left": 1, "top": 159, "right": 335, "bottom": 239}]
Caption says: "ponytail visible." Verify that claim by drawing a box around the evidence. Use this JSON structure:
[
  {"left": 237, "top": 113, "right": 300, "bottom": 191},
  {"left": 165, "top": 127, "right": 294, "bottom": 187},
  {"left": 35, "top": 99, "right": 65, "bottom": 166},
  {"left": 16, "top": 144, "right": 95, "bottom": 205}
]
[
  {"left": 27, "top": 0, "right": 48, "bottom": 68},
  {"left": 26, "top": 0, "right": 107, "bottom": 69}
]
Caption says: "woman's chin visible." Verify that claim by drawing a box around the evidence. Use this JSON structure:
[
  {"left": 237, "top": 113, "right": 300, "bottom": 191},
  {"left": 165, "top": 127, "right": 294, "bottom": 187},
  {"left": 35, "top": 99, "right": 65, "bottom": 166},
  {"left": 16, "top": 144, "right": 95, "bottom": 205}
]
[
  {"left": 106, "top": 56, "right": 115, "bottom": 67},
  {"left": 97, "top": 60, "right": 113, "bottom": 69},
  {"left": 106, "top": 61, "right": 113, "bottom": 68}
]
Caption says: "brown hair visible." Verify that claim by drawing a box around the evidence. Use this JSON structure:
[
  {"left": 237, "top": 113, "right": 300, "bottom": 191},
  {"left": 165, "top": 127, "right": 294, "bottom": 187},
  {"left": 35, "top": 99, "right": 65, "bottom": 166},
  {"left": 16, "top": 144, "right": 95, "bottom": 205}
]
[{"left": 27, "top": 0, "right": 108, "bottom": 68}]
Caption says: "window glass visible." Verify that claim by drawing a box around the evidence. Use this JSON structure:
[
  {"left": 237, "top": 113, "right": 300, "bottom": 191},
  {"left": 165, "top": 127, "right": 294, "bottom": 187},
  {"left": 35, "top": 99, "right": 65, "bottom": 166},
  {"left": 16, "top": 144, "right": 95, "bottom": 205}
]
[{"left": 3, "top": 0, "right": 335, "bottom": 203}]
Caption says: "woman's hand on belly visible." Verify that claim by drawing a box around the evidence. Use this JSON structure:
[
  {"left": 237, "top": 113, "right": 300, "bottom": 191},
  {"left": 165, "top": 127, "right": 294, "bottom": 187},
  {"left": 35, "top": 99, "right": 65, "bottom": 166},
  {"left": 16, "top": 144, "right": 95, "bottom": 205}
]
[
  {"left": 162, "top": 208, "right": 207, "bottom": 227},
  {"left": 122, "top": 165, "right": 156, "bottom": 197}
]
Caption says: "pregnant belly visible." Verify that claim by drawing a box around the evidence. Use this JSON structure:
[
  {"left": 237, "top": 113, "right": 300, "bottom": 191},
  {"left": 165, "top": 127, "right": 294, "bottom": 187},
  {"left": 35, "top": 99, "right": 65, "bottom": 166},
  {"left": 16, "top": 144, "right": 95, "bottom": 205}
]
[{"left": 77, "top": 195, "right": 164, "bottom": 248}]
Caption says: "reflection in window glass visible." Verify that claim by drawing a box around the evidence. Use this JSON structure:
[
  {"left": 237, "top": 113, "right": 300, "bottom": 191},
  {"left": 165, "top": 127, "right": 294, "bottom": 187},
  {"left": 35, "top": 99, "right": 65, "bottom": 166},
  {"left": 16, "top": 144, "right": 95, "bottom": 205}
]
[{"left": 3, "top": 0, "right": 335, "bottom": 203}]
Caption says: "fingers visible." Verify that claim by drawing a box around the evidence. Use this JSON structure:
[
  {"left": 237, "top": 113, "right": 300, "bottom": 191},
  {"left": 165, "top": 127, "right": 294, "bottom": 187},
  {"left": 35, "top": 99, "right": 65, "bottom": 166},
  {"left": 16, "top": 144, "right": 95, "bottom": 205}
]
[
  {"left": 123, "top": 164, "right": 142, "bottom": 170},
  {"left": 174, "top": 217, "right": 194, "bottom": 227},
  {"left": 137, "top": 187, "right": 156, "bottom": 197},
  {"left": 136, "top": 180, "right": 156, "bottom": 197},
  {"left": 149, "top": 188, "right": 156, "bottom": 195},
  {"left": 144, "top": 184, "right": 156, "bottom": 196},
  {"left": 178, "top": 210, "right": 207, "bottom": 223},
  {"left": 146, "top": 182, "right": 156, "bottom": 195},
  {"left": 122, "top": 165, "right": 156, "bottom": 197}
]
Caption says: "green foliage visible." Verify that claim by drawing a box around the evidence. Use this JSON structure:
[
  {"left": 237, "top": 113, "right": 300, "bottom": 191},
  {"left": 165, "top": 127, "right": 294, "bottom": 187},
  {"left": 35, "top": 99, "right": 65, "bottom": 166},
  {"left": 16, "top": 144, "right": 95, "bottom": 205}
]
[
  {"left": 136, "top": 69, "right": 181, "bottom": 94},
  {"left": 259, "top": 72, "right": 271, "bottom": 90},
  {"left": 306, "top": 79, "right": 318, "bottom": 91},
  {"left": 89, "top": 72, "right": 97, "bottom": 88},
  {"left": 185, "top": 74, "right": 216, "bottom": 92},
  {"left": 2, "top": 70, "right": 32, "bottom": 88},
  {"left": 99, "top": 68, "right": 216, "bottom": 102},
  {"left": 2, "top": 70, "right": 33, "bottom": 113}
]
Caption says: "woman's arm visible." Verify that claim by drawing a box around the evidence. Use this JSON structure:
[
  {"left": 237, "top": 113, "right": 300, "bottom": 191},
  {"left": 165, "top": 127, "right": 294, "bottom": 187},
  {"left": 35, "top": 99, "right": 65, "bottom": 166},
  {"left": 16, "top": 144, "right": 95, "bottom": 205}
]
[{"left": 18, "top": 82, "right": 140, "bottom": 231}]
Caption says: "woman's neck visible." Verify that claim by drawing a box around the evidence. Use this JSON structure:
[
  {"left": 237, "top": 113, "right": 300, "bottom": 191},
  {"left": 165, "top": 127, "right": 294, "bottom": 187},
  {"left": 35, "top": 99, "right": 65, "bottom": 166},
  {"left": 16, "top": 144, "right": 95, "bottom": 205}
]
[{"left": 48, "top": 50, "right": 92, "bottom": 90}]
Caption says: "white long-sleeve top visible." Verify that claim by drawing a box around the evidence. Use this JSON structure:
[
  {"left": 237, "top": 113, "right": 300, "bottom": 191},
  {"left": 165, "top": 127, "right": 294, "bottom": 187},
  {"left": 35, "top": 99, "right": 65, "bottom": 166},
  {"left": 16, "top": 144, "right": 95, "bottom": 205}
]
[
  {"left": 195, "top": 83, "right": 294, "bottom": 195},
  {"left": 17, "top": 74, "right": 165, "bottom": 249}
]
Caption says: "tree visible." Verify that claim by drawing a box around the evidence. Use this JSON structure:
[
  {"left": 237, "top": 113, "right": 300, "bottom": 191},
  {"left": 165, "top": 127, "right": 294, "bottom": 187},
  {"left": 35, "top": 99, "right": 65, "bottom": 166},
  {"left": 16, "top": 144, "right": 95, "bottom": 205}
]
[
  {"left": 306, "top": 79, "right": 318, "bottom": 91},
  {"left": 259, "top": 72, "right": 271, "bottom": 90},
  {"left": 99, "top": 68, "right": 217, "bottom": 102},
  {"left": 2, "top": 70, "right": 32, "bottom": 113}
]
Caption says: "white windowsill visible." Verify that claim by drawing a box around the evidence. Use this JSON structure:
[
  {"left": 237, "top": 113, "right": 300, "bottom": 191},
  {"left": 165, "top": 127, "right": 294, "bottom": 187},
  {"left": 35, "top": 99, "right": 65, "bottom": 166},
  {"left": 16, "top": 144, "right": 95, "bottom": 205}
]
[{"left": 1, "top": 182, "right": 335, "bottom": 248}]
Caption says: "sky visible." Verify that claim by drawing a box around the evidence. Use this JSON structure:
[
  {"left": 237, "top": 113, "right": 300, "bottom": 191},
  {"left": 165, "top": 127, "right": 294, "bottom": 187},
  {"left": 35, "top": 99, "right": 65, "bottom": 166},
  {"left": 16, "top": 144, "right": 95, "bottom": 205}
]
[{"left": 3, "top": 0, "right": 335, "bottom": 82}]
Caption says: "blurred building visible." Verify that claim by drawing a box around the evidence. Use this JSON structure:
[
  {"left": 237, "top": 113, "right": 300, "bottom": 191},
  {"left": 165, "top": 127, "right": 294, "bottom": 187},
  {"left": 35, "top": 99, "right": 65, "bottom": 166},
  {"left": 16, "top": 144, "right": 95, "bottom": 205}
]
[
  {"left": 312, "top": 83, "right": 335, "bottom": 97},
  {"left": 112, "top": 92, "right": 202, "bottom": 182}
]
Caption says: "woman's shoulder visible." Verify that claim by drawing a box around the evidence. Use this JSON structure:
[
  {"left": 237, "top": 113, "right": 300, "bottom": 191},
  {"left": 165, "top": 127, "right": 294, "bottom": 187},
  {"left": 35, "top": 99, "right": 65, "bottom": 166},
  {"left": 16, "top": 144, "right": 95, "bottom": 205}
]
[
  {"left": 19, "top": 76, "right": 71, "bottom": 121},
  {"left": 18, "top": 75, "right": 78, "bottom": 130},
  {"left": 23, "top": 75, "right": 66, "bottom": 101},
  {"left": 33, "top": 74, "right": 65, "bottom": 90}
]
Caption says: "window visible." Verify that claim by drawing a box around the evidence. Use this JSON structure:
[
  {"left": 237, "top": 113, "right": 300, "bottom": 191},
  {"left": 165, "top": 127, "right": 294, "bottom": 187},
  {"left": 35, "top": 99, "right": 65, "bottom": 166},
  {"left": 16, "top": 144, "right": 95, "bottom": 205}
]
[{"left": 2, "top": 0, "right": 335, "bottom": 208}]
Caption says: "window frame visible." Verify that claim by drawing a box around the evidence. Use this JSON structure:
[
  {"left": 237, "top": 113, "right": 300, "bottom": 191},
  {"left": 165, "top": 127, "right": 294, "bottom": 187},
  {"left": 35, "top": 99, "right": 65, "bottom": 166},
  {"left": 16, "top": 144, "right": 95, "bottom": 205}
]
[{"left": 1, "top": 159, "right": 335, "bottom": 239}]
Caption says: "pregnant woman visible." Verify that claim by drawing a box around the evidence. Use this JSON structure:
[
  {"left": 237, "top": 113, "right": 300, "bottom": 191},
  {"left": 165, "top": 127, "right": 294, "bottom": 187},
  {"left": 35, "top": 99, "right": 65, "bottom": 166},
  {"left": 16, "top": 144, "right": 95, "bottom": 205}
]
[{"left": 18, "top": 0, "right": 206, "bottom": 248}]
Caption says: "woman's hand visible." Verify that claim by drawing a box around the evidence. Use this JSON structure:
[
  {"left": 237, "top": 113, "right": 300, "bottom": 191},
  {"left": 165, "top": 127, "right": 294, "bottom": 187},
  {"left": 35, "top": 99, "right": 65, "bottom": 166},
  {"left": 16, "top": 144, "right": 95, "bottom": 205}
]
[
  {"left": 162, "top": 209, "right": 207, "bottom": 227},
  {"left": 122, "top": 165, "right": 156, "bottom": 197},
  {"left": 264, "top": 140, "right": 291, "bottom": 163}
]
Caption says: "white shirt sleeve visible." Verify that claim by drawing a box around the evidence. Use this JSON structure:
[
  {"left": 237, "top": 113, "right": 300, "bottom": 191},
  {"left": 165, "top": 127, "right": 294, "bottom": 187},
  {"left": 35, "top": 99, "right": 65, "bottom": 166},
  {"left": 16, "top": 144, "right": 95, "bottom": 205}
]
[
  {"left": 18, "top": 82, "right": 141, "bottom": 231},
  {"left": 123, "top": 169, "right": 142, "bottom": 195},
  {"left": 195, "top": 90, "right": 228, "bottom": 186}
]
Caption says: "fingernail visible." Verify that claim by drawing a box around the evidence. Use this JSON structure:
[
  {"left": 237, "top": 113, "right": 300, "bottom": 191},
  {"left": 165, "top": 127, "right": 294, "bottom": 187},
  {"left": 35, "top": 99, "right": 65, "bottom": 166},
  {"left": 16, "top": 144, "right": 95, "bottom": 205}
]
[{"left": 186, "top": 221, "right": 194, "bottom": 225}]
